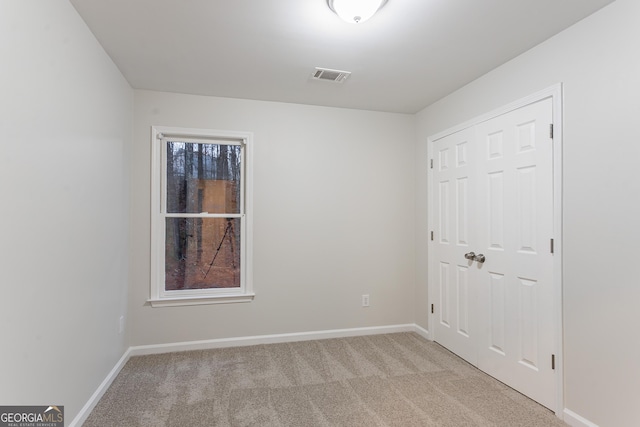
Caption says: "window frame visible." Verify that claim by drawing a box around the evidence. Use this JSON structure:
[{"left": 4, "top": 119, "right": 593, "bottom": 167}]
[{"left": 148, "top": 126, "right": 254, "bottom": 307}]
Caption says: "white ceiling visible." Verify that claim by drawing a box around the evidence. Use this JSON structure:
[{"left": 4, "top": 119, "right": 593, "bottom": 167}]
[{"left": 70, "top": 0, "right": 615, "bottom": 114}]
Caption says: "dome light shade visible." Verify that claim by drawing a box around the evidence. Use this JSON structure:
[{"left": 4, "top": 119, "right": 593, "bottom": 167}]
[{"left": 327, "top": 0, "right": 388, "bottom": 24}]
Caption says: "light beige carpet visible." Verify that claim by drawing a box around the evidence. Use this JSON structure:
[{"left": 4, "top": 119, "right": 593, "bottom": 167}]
[{"left": 84, "top": 332, "right": 566, "bottom": 426}]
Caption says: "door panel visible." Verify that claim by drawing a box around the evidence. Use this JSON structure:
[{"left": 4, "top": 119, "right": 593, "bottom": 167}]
[
  {"left": 489, "top": 272, "right": 506, "bottom": 355},
  {"left": 488, "top": 171, "right": 505, "bottom": 249},
  {"left": 456, "top": 178, "right": 469, "bottom": 246},
  {"left": 431, "top": 97, "right": 556, "bottom": 411},
  {"left": 476, "top": 97, "right": 555, "bottom": 410},
  {"left": 456, "top": 265, "right": 469, "bottom": 336},
  {"left": 432, "top": 127, "right": 478, "bottom": 365}
]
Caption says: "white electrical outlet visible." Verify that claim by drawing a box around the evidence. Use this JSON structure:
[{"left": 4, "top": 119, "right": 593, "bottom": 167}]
[
  {"left": 362, "top": 294, "right": 370, "bottom": 307},
  {"left": 119, "top": 315, "right": 125, "bottom": 334}
]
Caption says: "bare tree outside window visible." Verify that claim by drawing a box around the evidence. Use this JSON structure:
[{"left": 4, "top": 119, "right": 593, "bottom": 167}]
[{"left": 165, "top": 141, "right": 242, "bottom": 290}]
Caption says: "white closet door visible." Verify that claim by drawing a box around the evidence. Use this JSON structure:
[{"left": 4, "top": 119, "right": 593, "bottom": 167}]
[
  {"left": 431, "top": 97, "right": 556, "bottom": 410},
  {"left": 475, "top": 97, "right": 555, "bottom": 410},
  {"left": 432, "top": 126, "right": 478, "bottom": 365}
]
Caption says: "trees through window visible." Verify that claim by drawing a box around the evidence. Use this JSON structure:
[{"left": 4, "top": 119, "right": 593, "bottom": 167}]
[{"left": 150, "top": 127, "right": 253, "bottom": 306}]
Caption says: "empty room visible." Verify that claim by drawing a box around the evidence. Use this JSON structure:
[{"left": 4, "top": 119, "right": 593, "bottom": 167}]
[{"left": 1, "top": 0, "right": 639, "bottom": 426}]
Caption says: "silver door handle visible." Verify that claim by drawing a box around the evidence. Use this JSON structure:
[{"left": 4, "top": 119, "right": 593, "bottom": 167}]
[
  {"left": 474, "top": 254, "right": 486, "bottom": 263},
  {"left": 464, "top": 252, "right": 476, "bottom": 260}
]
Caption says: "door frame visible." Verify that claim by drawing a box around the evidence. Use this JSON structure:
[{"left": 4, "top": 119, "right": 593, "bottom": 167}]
[{"left": 427, "top": 83, "right": 564, "bottom": 416}]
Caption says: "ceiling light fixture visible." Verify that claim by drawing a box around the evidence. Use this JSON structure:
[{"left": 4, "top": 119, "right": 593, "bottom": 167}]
[{"left": 327, "top": 0, "right": 388, "bottom": 24}]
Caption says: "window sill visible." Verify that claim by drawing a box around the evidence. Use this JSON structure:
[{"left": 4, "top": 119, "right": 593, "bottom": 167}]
[{"left": 148, "top": 293, "right": 255, "bottom": 308}]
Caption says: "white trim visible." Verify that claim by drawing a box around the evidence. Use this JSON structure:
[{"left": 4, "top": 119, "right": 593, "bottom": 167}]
[
  {"left": 428, "top": 84, "right": 562, "bottom": 142},
  {"left": 563, "top": 409, "right": 600, "bottom": 427},
  {"left": 159, "top": 135, "right": 244, "bottom": 146},
  {"left": 69, "top": 323, "right": 430, "bottom": 424},
  {"left": 68, "top": 348, "right": 132, "bottom": 427},
  {"left": 427, "top": 83, "right": 564, "bottom": 416},
  {"left": 550, "top": 84, "right": 565, "bottom": 417},
  {"left": 128, "top": 324, "right": 419, "bottom": 356},
  {"left": 148, "top": 293, "right": 255, "bottom": 307},
  {"left": 413, "top": 324, "right": 431, "bottom": 341}
]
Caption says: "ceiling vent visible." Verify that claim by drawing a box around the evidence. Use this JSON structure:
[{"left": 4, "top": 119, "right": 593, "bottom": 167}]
[{"left": 312, "top": 67, "right": 351, "bottom": 83}]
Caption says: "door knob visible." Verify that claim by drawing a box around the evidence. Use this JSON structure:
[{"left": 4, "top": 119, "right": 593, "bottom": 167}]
[
  {"left": 464, "top": 252, "right": 476, "bottom": 260},
  {"left": 474, "top": 254, "right": 486, "bottom": 263}
]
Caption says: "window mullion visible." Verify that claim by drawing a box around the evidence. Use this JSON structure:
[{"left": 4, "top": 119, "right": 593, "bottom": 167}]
[{"left": 164, "top": 213, "right": 243, "bottom": 218}]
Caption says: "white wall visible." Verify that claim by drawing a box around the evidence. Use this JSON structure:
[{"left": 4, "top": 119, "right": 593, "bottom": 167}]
[
  {"left": 415, "top": 0, "right": 640, "bottom": 425},
  {"left": 0, "top": 0, "right": 132, "bottom": 422},
  {"left": 131, "top": 91, "right": 416, "bottom": 345}
]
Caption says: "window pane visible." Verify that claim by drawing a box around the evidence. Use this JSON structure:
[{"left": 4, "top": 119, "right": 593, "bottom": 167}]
[
  {"left": 165, "top": 217, "right": 241, "bottom": 290},
  {"left": 166, "top": 141, "right": 242, "bottom": 213}
]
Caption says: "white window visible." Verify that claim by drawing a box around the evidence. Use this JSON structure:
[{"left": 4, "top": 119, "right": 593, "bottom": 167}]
[{"left": 149, "top": 126, "right": 253, "bottom": 307}]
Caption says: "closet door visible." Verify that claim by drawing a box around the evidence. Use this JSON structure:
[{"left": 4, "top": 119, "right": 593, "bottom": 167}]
[
  {"left": 430, "top": 97, "right": 556, "bottom": 410},
  {"left": 432, "top": 126, "right": 478, "bottom": 365},
  {"left": 475, "top": 97, "right": 555, "bottom": 410}
]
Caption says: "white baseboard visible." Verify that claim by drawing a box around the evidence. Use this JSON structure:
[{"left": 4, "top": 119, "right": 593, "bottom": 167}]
[
  {"left": 70, "top": 323, "right": 428, "bottom": 425},
  {"left": 563, "top": 409, "right": 600, "bottom": 427},
  {"left": 413, "top": 324, "right": 430, "bottom": 340},
  {"left": 68, "top": 348, "right": 132, "bottom": 427},
  {"left": 129, "top": 323, "right": 419, "bottom": 356}
]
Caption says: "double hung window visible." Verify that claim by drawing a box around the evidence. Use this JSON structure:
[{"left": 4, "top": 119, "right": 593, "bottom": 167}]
[{"left": 149, "top": 126, "right": 253, "bottom": 306}]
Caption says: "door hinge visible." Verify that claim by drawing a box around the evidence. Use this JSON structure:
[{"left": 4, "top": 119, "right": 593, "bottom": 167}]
[
  {"left": 549, "top": 124, "right": 554, "bottom": 139},
  {"left": 430, "top": 231, "right": 434, "bottom": 241},
  {"left": 550, "top": 238, "right": 554, "bottom": 254},
  {"left": 431, "top": 304, "right": 434, "bottom": 314},
  {"left": 551, "top": 354, "right": 556, "bottom": 370},
  {"left": 430, "top": 159, "right": 434, "bottom": 169}
]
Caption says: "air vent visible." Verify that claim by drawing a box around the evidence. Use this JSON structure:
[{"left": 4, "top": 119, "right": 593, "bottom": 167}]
[{"left": 312, "top": 67, "right": 351, "bottom": 83}]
